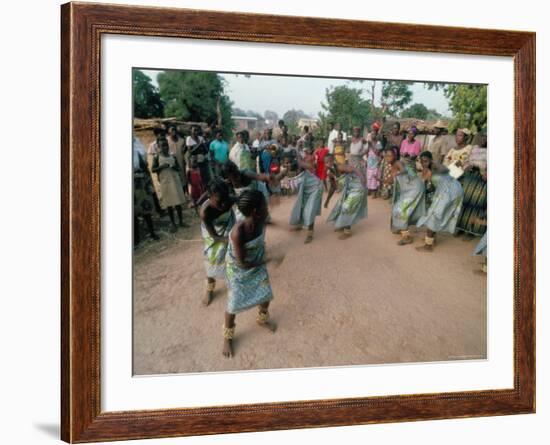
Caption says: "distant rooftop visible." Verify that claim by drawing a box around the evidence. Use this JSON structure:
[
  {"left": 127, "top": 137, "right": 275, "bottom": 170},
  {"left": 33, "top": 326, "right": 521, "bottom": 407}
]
[{"left": 232, "top": 116, "right": 258, "bottom": 121}]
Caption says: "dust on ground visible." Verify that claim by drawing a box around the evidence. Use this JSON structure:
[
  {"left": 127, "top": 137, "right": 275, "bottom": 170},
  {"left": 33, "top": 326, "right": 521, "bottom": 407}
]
[{"left": 133, "top": 193, "right": 486, "bottom": 375}]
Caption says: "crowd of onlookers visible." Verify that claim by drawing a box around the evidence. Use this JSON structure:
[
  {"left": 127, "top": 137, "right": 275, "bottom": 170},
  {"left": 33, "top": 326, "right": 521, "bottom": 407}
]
[{"left": 133, "top": 117, "right": 487, "bottom": 251}]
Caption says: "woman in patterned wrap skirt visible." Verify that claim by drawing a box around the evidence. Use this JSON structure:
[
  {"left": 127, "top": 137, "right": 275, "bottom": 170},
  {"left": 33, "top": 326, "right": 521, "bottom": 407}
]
[
  {"left": 390, "top": 156, "right": 426, "bottom": 245},
  {"left": 288, "top": 159, "right": 324, "bottom": 244},
  {"left": 223, "top": 190, "right": 276, "bottom": 358},
  {"left": 415, "top": 151, "right": 464, "bottom": 252},
  {"left": 326, "top": 163, "right": 368, "bottom": 239},
  {"left": 199, "top": 179, "right": 236, "bottom": 306}
]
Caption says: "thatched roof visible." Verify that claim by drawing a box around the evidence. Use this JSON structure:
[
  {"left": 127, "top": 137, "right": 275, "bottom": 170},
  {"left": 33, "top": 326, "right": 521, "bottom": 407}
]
[
  {"left": 133, "top": 118, "right": 208, "bottom": 135},
  {"left": 383, "top": 118, "right": 450, "bottom": 134}
]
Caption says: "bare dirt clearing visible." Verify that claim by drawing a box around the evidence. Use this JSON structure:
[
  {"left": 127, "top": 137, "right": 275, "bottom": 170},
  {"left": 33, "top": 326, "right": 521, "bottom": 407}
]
[{"left": 133, "top": 193, "right": 486, "bottom": 375}]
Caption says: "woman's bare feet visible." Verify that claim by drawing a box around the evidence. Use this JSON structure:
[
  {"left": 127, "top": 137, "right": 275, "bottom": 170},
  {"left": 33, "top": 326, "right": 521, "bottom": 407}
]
[
  {"left": 202, "top": 290, "right": 213, "bottom": 306},
  {"left": 415, "top": 244, "right": 434, "bottom": 252},
  {"left": 397, "top": 237, "right": 413, "bottom": 246},
  {"left": 222, "top": 323, "right": 235, "bottom": 357},
  {"left": 338, "top": 231, "right": 352, "bottom": 240},
  {"left": 257, "top": 318, "right": 277, "bottom": 332},
  {"left": 203, "top": 280, "right": 215, "bottom": 306},
  {"left": 222, "top": 339, "right": 233, "bottom": 357}
]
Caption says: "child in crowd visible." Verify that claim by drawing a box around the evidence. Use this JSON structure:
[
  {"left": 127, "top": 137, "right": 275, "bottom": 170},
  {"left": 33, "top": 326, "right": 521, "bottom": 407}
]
[
  {"left": 280, "top": 155, "right": 298, "bottom": 196},
  {"left": 187, "top": 160, "right": 206, "bottom": 209},
  {"left": 223, "top": 189, "right": 276, "bottom": 358},
  {"left": 314, "top": 139, "right": 330, "bottom": 190},
  {"left": 333, "top": 132, "right": 346, "bottom": 166},
  {"left": 301, "top": 143, "right": 316, "bottom": 174},
  {"left": 366, "top": 135, "right": 382, "bottom": 197},
  {"left": 199, "top": 178, "right": 236, "bottom": 306},
  {"left": 324, "top": 154, "right": 338, "bottom": 208},
  {"left": 378, "top": 146, "right": 398, "bottom": 200}
]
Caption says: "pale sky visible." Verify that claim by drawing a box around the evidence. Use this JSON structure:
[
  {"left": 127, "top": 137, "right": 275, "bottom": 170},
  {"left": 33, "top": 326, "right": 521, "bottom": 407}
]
[{"left": 140, "top": 69, "right": 451, "bottom": 118}]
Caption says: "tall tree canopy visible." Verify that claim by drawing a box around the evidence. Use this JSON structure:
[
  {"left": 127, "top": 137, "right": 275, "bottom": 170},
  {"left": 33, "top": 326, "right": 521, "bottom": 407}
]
[
  {"left": 380, "top": 81, "right": 413, "bottom": 117},
  {"left": 445, "top": 84, "right": 487, "bottom": 133},
  {"left": 426, "top": 82, "right": 487, "bottom": 132},
  {"left": 157, "top": 71, "right": 233, "bottom": 138},
  {"left": 283, "top": 109, "right": 310, "bottom": 134},
  {"left": 400, "top": 103, "right": 429, "bottom": 119},
  {"left": 318, "top": 85, "right": 372, "bottom": 136},
  {"left": 133, "top": 70, "right": 164, "bottom": 118},
  {"left": 400, "top": 103, "right": 442, "bottom": 120}
]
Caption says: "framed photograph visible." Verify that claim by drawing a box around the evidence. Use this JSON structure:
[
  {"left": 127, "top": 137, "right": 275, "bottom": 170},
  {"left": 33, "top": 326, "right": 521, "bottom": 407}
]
[{"left": 61, "top": 2, "right": 535, "bottom": 442}]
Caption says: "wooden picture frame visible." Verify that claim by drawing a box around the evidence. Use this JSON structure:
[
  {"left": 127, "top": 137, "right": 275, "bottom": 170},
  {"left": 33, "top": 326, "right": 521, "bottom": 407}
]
[{"left": 61, "top": 2, "right": 536, "bottom": 442}]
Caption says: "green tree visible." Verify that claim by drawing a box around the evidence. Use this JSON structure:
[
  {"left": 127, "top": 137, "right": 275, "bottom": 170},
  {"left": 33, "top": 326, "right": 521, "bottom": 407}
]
[
  {"left": 445, "top": 84, "right": 487, "bottom": 133},
  {"left": 318, "top": 85, "right": 372, "bottom": 135},
  {"left": 425, "top": 82, "right": 487, "bottom": 132},
  {"left": 283, "top": 109, "right": 309, "bottom": 124},
  {"left": 401, "top": 103, "right": 429, "bottom": 119},
  {"left": 133, "top": 70, "right": 164, "bottom": 118},
  {"left": 380, "top": 81, "right": 413, "bottom": 117},
  {"left": 157, "top": 71, "right": 233, "bottom": 138},
  {"left": 283, "top": 109, "right": 310, "bottom": 135}
]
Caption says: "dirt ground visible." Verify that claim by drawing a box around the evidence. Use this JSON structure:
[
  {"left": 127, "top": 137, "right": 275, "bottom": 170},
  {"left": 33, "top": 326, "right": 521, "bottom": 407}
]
[{"left": 133, "top": 192, "right": 487, "bottom": 375}]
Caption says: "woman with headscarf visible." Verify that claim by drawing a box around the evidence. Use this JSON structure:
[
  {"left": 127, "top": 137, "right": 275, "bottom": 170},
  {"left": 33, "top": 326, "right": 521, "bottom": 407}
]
[{"left": 415, "top": 151, "right": 464, "bottom": 252}]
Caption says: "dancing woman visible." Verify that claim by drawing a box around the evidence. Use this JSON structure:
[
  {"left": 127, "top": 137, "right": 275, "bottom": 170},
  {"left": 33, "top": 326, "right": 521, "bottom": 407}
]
[
  {"left": 326, "top": 163, "right": 368, "bottom": 239},
  {"left": 199, "top": 178, "right": 236, "bottom": 306},
  {"left": 415, "top": 151, "right": 464, "bottom": 252},
  {"left": 221, "top": 161, "right": 270, "bottom": 222},
  {"left": 390, "top": 152, "right": 426, "bottom": 245},
  {"left": 223, "top": 190, "right": 276, "bottom": 358},
  {"left": 288, "top": 158, "right": 324, "bottom": 244}
]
